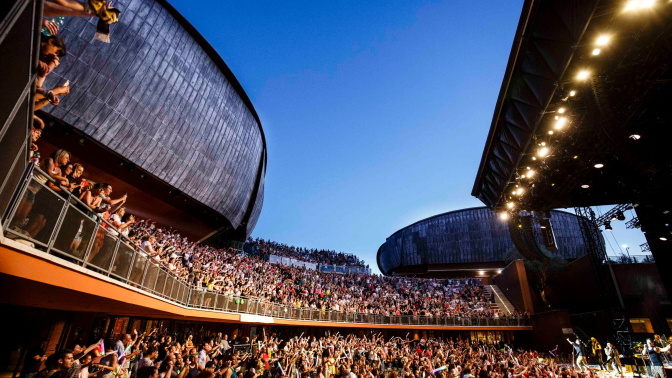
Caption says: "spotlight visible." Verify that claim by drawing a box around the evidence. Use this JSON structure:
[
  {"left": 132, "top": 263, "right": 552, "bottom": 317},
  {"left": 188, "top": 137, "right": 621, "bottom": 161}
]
[
  {"left": 516, "top": 188, "right": 524, "bottom": 196},
  {"left": 616, "top": 210, "right": 626, "bottom": 221},
  {"left": 611, "top": 214, "right": 618, "bottom": 221},
  {"left": 526, "top": 167, "right": 531, "bottom": 170},
  {"left": 555, "top": 117, "right": 567, "bottom": 129},
  {"left": 573, "top": 156, "right": 579, "bottom": 159},
  {"left": 532, "top": 157, "right": 537, "bottom": 161},
  {"left": 527, "top": 170, "right": 535, "bottom": 178},
  {"left": 660, "top": 237, "right": 668, "bottom": 241},
  {"left": 629, "top": 134, "right": 641, "bottom": 140},
  {"left": 507, "top": 202, "right": 515, "bottom": 209},
  {"left": 569, "top": 90, "right": 576, "bottom": 97},
  {"left": 596, "top": 36, "right": 610, "bottom": 46},
  {"left": 558, "top": 108, "right": 566, "bottom": 114},
  {"left": 478, "top": 270, "right": 485, "bottom": 275},
  {"left": 497, "top": 270, "right": 502, "bottom": 274},
  {"left": 577, "top": 71, "right": 590, "bottom": 80},
  {"left": 604, "top": 221, "right": 613, "bottom": 231},
  {"left": 538, "top": 147, "right": 549, "bottom": 157},
  {"left": 592, "top": 48, "right": 601, "bottom": 56},
  {"left": 594, "top": 163, "right": 604, "bottom": 168},
  {"left": 499, "top": 212, "right": 509, "bottom": 221},
  {"left": 541, "top": 142, "right": 546, "bottom": 146},
  {"left": 626, "top": 0, "right": 655, "bottom": 10},
  {"left": 581, "top": 184, "right": 590, "bottom": 189}
]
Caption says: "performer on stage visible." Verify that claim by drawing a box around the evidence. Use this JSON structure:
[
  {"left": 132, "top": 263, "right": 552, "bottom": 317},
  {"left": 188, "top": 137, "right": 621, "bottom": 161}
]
[
  {"left": 591, "top": 337, "right": 606, "bottom": 370},
  {"left": 604, "top": 342, "right": 623, "bottom": 376},
  {"left": 645, "top": 338, "right": 671, "bottom": 378},
  {"left": 568, "top": 337, "right": 589, "bottom": 372}
]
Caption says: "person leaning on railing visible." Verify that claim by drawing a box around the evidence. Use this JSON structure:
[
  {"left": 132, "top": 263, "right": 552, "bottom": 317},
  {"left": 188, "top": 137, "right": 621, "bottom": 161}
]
[{"left": 34, "top": 35, "right": 69, "bottom": 111}]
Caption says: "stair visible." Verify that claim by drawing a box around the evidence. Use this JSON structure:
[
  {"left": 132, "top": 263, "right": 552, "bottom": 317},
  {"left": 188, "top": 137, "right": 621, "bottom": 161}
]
[{"left": 484, "top": 285, "right": 514, "bottom": 315}]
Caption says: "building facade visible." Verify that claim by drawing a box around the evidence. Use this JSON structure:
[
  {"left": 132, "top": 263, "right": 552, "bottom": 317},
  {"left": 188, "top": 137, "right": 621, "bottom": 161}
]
[
  {"left": 377, "top": 207, "right": 589, "bottom": 276},
  {"left": 41, "top": 0, "right": 266, "bottom": 237}
]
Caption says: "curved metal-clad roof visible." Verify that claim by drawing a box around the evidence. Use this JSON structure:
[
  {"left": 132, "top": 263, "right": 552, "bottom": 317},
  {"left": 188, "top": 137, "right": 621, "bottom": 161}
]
[
  {"left": 377, "top": 207, "right": 588, "bottom": 275},
  {"left": 42, "top": 0, "right": 265, "bottom": 234}
]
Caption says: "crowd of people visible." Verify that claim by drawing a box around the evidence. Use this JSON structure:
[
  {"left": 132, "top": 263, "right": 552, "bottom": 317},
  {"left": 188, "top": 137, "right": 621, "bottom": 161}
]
[
  {"left": 22, "top": 328, "right": 636, "bottom": 378},
  {"left": 122, "top": 219, "right": 504, "bottom": 318},
  {"left": 246, "top": 238, "right": 368, "bottom": 269}
]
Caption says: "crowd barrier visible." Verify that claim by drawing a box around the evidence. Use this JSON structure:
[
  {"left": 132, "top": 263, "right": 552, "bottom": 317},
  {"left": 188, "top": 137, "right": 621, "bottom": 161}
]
[{"left": 1, "top": 164, "right": 530, "bottom": 327}]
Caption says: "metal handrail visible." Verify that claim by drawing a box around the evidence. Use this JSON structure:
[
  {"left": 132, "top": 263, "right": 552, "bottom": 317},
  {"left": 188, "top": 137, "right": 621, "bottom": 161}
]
[{"left": 1, "top": 164, "right": 531, "bottom": 327}]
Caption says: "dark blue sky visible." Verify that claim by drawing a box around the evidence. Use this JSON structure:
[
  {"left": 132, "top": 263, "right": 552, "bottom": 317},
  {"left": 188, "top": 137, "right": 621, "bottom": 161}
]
[{"left": 169, "top": 0, "right": 646, "bottom": 271}]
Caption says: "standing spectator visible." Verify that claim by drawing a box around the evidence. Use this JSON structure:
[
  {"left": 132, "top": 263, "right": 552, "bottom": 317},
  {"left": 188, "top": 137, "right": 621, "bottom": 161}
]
[{"left": 22, "top": 339, "right": 48, "bottom": 378}]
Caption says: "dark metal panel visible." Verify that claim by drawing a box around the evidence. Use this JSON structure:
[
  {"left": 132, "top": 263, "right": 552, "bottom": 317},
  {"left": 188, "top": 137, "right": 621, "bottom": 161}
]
[
  {"left": 41, "top": 0, "right": 265, "bottom": 234},
  {"left": 377, "top": 207, "right": 589, "bottom": 275}
]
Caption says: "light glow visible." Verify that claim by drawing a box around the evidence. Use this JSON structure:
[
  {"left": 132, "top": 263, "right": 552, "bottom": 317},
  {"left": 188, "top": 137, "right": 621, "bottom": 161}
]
[
  {"left": 596, "top": 35, "right": 610, "bottom": 46},
  {"left": 577, "top": 70, "right": 590, "bottom": 80},
  {"left": 555, "top": 117, "right": 567, "bottom": 129},
  {"left": 592, "top": 48, "right": 601, "bottom": 55},
  {"left": 569, "top": 90, "right": 576, "bottom": 96},
  {"left": 594, "top": 163, "right": 604, "bottom": 168},
  {"left": 507, "top": 202, "right": 515, "bottom": 209},
  {"left": 581, "top": 184, "right": 590, "bottom": 189},
  {"left": 558, "top": 107, "right": 566, "bottom": 114},
  {"left": 538, "top": 147, "right": 549, "bottom": 157},
  {"left": 626, "top": 0, "right": 655, "bottom": 10},
  {"left": 548, "top": 130, "right": 554, "bottom": 135},
  {"left": 630, "top": 134, "right": 641, "bottom": 140},
  {"left": 527, "top": 170, "right": 535, "bottom": 178},
  {"left": 660, "top": 237, "right": 668, "bottom": 241}
]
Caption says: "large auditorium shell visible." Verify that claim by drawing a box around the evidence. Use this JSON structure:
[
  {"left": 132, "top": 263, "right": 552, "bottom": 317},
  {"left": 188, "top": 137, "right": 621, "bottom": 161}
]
[
  {"left": 377, "top": 207, "right": 589, "bottom": 276},
  {"left": 40, "top": 0, "right": 266, "bottom": 239}
]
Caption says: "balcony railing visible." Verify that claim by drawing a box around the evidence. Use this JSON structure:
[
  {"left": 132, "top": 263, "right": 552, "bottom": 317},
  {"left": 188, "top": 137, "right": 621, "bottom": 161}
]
[{"left": 1, "top": 164, "right": 530, "bottom": 328}]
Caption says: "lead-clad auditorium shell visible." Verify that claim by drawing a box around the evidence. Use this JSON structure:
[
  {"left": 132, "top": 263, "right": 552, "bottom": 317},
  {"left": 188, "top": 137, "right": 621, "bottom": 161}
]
[
  {"left": 377, "top": 207, "right": 588, "bottom": 275},
  {"left": 42, "top": 0, "right": 266, "bottom": 236}
]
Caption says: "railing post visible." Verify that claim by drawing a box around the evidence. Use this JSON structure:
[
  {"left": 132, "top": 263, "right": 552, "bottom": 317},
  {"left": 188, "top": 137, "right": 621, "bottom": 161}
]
[
  {"left": 123, "top": 246, "right": 136, "bottom": 283},
  {"left": 81, "top": 219, "right": 102, "bottom": 268},
  {"left": 45, "top": 195, "right": 71, "bottom": 255},
  {"left": 106, "top": 238, "right": 121, "bottom": 276}
]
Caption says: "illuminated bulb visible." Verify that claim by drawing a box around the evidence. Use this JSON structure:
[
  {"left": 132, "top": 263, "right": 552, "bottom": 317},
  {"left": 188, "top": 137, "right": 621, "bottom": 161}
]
[
  {"left": 596, "top": 36, "right": 610, "bottom": 46},
  {"left": 541, "top": 142, "right": 546, "bottom": 146},
  {"left": 555, "top": 117, "right": 567, "bottom": 129},
  {"left": 538, "top": 147, "right": 549, "bottom": 157},
  {"left": 479, "top": 270, "right": 486, "bottom": 275},
  {"left": 521, "top": 175, "right": 526, "bottom": 179},
  {"left": 625, "top": 0, "right": 640, "bottom": 10},
  {"left": 548, "top": 130, "right": 554, "bottom": 135},
  {"left": 592, "top": 48, "right": 601, "bottom": 55},
  {"left": 499, "top": 213, "right": 509, "bottom": 221},
  {"left": 661, "top": 237, "right": 668, "bottom": 241},
  {"left": 577, "top": 71, "right": 589, "bottom": 80},
  {"left": 569, "top": 90, "right": 576, "bottom": 96},
  {"left": 630, "top": 134, "right": 641, "bottom": 140},
  {"left": 516, "top": 188, "right": 524, "bottom": 195},
  {"left": 555, "top": 115, "right": 559, "bottom": 120},
  {"left": 594, "top": 163, "right": 604, "bottom": 168},
  {"left": 581, "top": 184, "right": 590, "bottom": 189},
  {"left": 527, "top": 170, "right": 535, "bottom": 178},
  {"left": 558, "top": 108, "right": 565, "bottom": 114},
  {"left": 497, "top": 270, "right": 502, "bottom": 274},
  {"left": 532, "top": 157, "right": 537, "bottom": 161},
  {"left": 507, "top": 202, "right": 515, "bottom": 209},
  {"left": 526, "top": 167, "right": 531, "bottom": 170},
  {"left": 573, "top": 155, "right": 578, "bottom": 159}
]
